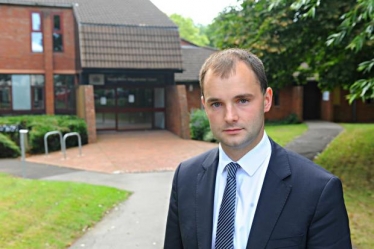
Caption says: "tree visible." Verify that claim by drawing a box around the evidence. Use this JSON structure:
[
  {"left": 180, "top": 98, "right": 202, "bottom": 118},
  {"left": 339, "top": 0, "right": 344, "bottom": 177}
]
[
  {"left": 289, "top": 0, "right": 374, "bottom": 102},
  {"left": 208, "top": 1, "right": 293, "bottom": 89},
  {"left": 169, "top": 14, "right": 209, "bottom": 47},
  {"left": 208, "top": 0, "right": 373, "bottom": 101},
  {"left": 208, "top": 0, "right": 355, "bottom": 89}
]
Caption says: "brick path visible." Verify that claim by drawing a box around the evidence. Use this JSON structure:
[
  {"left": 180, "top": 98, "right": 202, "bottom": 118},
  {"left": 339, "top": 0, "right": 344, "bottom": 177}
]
[{"left": 26, "top": 130, "right": 217, "bottom": 173}]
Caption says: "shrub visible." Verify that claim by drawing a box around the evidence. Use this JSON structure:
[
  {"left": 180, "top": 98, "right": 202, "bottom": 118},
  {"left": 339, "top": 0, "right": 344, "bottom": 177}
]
[
  {"left": 0, "top": 115, "right": 88, "bottom": 156},
  {"left": 0, "top": 133, "right": 20, "bottom": 158},
  {"left": 189, "top": 109, "right": 217, "bottom": 143},
  {"left": 203, "top": 130, "right": 217, "bottom": 143},
  {"left": 190, "top": 109, "right": 211, "bottom": 141}
]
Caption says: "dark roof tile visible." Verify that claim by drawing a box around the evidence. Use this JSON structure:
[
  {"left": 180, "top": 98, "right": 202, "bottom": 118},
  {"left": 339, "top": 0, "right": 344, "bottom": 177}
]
[
  {"left": 176, "top": 45, "right": 217, "bottom": 82},
  {"left": 79, "top": 24, "right": 182, "bottom": 69}
]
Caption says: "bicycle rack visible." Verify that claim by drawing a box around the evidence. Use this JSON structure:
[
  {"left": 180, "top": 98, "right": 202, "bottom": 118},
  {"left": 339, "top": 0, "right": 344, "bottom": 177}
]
[
  {"left": 63, "top": 132, "right": 82, "bottom": 159},
  {"left": 44, "top": 131, "right": 63, "bottom": 155}
]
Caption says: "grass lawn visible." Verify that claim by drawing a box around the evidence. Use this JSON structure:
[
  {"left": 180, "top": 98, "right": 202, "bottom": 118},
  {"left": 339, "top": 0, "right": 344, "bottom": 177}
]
[
  {"left": 2, "top": 122, "right": 370, "bottom": 248},
  {"left": 314, "top": 124, "right": 374, "bottom": 249},
  {"left": 265, "top": 123, "right": 308, "bottom": 146},
  {"left": 0, "top": 173, "right": 130, "bottom": 249}
]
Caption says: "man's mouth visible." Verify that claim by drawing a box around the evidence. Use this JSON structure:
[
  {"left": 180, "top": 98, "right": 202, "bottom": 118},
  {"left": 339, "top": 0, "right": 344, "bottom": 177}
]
[{"left": 223, "top": 128, "right": 242, "bottom": 134}]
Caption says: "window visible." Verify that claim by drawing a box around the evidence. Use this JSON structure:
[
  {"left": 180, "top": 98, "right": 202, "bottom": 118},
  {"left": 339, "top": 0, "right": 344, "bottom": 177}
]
[
  {"left": 0, "top": 74, "right": 45, "bottom": 111},
  {"left": 31, "top": 12, "right": 43, "bottom": 52},
  {"left": 54, "top": 75, "right": 76, "bottom": 113},
  {"left": 12, "top": 75, "right": 31, "bottom": 110},
  {"left": 53, "top": 14, "right": 63, "bottom": 52},
  {"left": 31, "top": 75, "right": 45, "bottom": 109},
  {"left": 0, "top": 75, "right": 11, "bottom": 110}
]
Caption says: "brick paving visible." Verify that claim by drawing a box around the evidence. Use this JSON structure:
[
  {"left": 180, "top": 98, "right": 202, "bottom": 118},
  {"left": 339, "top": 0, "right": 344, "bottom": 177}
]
[{"left": 26, "top": 130, "right": 217, "bottom": 173}]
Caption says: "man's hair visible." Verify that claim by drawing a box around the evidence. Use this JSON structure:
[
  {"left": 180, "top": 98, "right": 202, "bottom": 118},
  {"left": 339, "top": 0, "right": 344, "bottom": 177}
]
[{"left": 199, "top": 48, "right": 268, "bottom": 96}]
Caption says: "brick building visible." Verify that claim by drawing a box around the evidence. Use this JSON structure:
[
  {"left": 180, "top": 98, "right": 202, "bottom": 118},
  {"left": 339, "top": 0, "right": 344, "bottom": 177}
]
[
  {"left": 1, "top": 0, "right": 372, "bottom": 145},
  {"left": 0, "top": 0, "right": 193, "bottom": 142},
  {"left": 270, "top": 81, "right": 374, "bottom": 123},
  {"left": 175, "top": 41, "right": 374, "bottom": 123}
]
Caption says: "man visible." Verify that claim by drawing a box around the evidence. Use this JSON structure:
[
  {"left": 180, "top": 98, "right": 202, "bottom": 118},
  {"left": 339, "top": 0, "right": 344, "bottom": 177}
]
[{"left": 164, "top": 48, "right": 351, "bottom": 249}]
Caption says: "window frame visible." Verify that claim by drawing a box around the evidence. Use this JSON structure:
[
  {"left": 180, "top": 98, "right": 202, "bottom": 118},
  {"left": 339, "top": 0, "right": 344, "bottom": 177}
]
[
  {"left": 52, "top": 13, "right": 64, "bottom": 52},
  {"left": 0, "top": 74, "right": 45, "bottom": 114},
  {"left": 54, "top": 74, "right": 77, "bottom": 114},
  {"left": 30, "top": 75, "right": 46, "bottom": 110},
  {"left": 0, "top": 75, "right": 12, "bottom": 110},
  {"left": 30, "top": 11, "right": 44, "bottom": 53}
]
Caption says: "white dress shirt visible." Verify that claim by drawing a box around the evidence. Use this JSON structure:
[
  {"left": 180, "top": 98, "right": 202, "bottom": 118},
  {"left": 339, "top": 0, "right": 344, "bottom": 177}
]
[{"left": 211, "top": 132, "right": 272, "bottom": 249}]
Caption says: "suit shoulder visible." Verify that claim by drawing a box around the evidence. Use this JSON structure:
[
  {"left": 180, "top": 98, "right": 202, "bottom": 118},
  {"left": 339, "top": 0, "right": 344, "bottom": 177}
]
[
  {"left": 282, "top": 148, "right": 341, "bottom": 188},
  {"left": 173, "top": 147, "right": 218, "bottom": 183},
  {"left": 180, "top": 147, "right": 218, "bottom": 167},
  {"left": 270, "top": 139, "right": 336, "bottom": 182}
]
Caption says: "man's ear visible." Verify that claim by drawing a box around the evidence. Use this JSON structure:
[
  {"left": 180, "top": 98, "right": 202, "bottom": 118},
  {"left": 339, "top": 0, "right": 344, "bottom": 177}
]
[
  {"left": 264, "top": 87, "right": 273, "bottom": 112},
  {"left": 201, "top": 95, "right": 206, "bottom": 109}
]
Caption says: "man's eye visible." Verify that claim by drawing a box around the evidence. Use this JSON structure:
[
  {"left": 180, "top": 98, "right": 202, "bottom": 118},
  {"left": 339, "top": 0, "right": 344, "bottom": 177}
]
[
  {"left": 211, "top": 102, "right": 221, "bottom": 108},
  {"left": 238, "top": 99, "right": 249, "bottom": 104}
]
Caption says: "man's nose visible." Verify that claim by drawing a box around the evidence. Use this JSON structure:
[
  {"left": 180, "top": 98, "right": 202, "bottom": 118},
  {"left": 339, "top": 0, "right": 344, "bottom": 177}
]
[{"left": 224, "top": 104, "right": 238, "bottom": 123}]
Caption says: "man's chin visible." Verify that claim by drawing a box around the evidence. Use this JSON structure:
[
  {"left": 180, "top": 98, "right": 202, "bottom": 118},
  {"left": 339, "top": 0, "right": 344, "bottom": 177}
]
[{"left": 220, "top": 139, "right": 246, "bottom": 149}]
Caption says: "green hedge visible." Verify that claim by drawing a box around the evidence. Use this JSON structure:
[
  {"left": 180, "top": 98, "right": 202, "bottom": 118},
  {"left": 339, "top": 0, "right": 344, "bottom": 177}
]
[
  {"left": 189, "top": 109, "right": 216, "bottom": 142},
  {"left": 0, "top": 115, "right": 88, "bottom": 157},
  {"left": 0, "top": 133, "right": 21, "bottom": 158}
]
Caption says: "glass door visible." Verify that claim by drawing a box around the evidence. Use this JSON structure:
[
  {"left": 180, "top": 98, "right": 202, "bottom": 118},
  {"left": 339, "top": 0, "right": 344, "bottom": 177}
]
[
  {"left": 94, "top": 86, "right": 165, "bottom": 131},
  {"left": 117, "top": 87, "right": 153, "bottom": 130},
  {"left": 95, "top": 88, "right": 116, "bottom": 130}
]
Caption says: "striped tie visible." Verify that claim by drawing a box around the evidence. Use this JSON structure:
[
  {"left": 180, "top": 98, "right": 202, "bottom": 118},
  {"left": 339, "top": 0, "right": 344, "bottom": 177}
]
[{"left": 215, "top": 162, "right": 240, "bottom": 249}]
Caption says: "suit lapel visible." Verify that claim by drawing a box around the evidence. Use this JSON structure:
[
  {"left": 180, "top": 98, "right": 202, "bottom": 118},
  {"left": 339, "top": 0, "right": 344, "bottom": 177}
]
[
  {"left": 246, "top": 140, "right": 292, "bottom": 249},
  {"left": 196, "top": 148, "right": 219, "bottom": 249}
]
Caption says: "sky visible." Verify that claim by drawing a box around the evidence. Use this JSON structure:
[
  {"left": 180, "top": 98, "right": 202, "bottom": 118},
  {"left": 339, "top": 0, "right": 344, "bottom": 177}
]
[{"left": 150, "top": 0, "right": 240, "bottom": 25}]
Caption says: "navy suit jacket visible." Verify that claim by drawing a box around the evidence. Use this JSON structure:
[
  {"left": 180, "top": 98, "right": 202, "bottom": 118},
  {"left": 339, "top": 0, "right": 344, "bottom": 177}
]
[{"left": 164, "top": 139, "right": 351, "bottom": 249}]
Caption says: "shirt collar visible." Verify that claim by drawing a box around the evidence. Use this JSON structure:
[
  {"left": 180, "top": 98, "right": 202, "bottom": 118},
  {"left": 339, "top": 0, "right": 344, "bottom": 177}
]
[{"left": 218, "top": 131, "right": 272, "bottom": 177}]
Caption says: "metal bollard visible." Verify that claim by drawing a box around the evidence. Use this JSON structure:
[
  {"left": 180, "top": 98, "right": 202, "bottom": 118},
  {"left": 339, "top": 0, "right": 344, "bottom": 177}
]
[{"left": 19, "top": 129, "right": 29, "bottom": 178}]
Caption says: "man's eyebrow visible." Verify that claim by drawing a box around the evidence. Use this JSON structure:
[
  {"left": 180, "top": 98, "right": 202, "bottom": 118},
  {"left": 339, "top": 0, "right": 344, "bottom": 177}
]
[
  {"left": 235, "top": 94, "right": 254, "bottom": 99},
  {"left": 205, "top": 97, "right": 221, "bottom": 103},
  {"left": 206, "top": 94, "right": 255, "bottom": 103}
]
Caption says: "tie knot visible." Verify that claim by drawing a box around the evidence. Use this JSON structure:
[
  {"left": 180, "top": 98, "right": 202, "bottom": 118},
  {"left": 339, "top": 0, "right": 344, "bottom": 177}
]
[{"left": 226, "top": 162, "right": 240, "bottom": 178}]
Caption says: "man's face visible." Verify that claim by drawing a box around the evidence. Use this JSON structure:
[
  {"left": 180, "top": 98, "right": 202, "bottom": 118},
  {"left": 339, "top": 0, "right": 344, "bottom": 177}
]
[{"left": 202, "top": 61, "right": 272, "bottom": 159}]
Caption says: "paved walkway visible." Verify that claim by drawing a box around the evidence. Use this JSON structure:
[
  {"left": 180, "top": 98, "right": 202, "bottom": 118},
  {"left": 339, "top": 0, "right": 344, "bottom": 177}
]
[
  {"left": 0, "top": 121, "right": 344, "bottom": 248},
  {"left": 285, "top": 121, "right": 343, "bottom": 160},
  {"left": 26, "top": 130, "right": 217, "bottom": 173}
]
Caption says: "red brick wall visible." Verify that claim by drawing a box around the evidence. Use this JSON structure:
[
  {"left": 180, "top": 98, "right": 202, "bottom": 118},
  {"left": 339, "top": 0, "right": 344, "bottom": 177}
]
[
  {"left": 184, "top": 84, "right": 304, "bottom": 123},
  {"left": 183, "top": 83, "right": 374, "bottom": 123},
  {"left": 166, "top": 85, "right": 190, "bottom": 139},
  {"left": 333, "top": 88, "right": 353, "bottom": 122},
  {"left": 77, "top": 85, "right": 97, "bottom": 143},
  {"left": 266, "top": 86, "right": 303, "bottom": 122},
  {"left": 321, "top": 92, "right": 333, "bottom": 121},
  {"left": 185, "top": 84, "right": 202, "bottom": 112},
  {"left": 0, "top": 5, "right": 78, "bottom": 114},
  {"left": 1, "top": 6, "right": 43, "bottom": 70},
  {"left": 355, "top": 100, "right": 374, "bottom": 122},
  {"left": 43, "top": 10, "right": 54, "bottom": 114},
  {"left": 292, "top": 86, "right": 303, "bottom": 121},
  {"left": 333, "top": 88, "right": 374, "bottom": 122}
]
